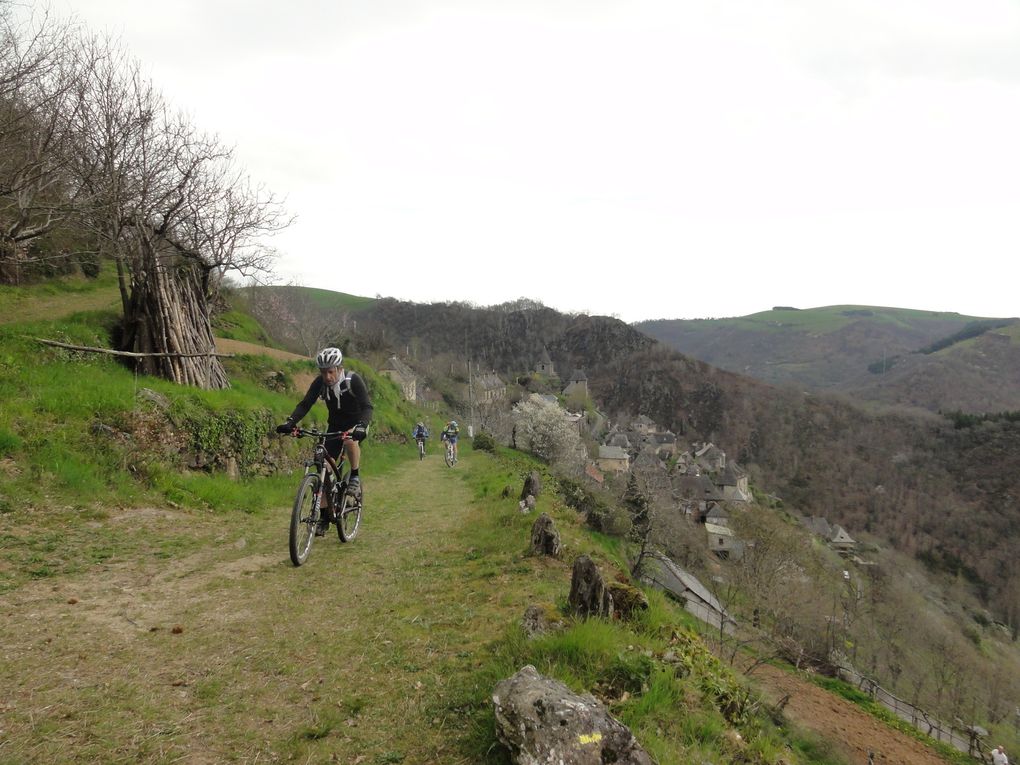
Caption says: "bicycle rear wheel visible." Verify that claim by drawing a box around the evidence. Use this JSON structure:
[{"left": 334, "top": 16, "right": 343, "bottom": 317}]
[{"left": 289, "top": 473, "right": 320, "bottom": 566}]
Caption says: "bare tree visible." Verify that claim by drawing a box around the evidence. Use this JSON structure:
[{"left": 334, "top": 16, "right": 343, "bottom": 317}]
[
  {"left": 63, "top": 33, "right": 288, "bottom": 387},
  {"left": 0, "top": 4, "right": 88, "bottom": 281}
]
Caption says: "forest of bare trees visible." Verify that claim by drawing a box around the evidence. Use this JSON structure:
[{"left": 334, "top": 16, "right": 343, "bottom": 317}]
[{"left": 0, "top": 2, "right": 288, "bottom": 387}]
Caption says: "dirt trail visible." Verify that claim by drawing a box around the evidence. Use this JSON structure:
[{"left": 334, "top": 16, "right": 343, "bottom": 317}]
[
  {"left": 212, "top": 337, "right": 307, "bottom": 361},
  {"left": 751, "top": 662, "right": 954, "bottom": 765},
  {"left": 0, "top": 456, "right": 492, "bottom": 764}
]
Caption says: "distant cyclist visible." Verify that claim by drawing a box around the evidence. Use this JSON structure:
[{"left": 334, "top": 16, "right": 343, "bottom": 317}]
[
  {"left": 276, "top": 347, "right": 373, "bottom": 534},
  {"left": 440, "top": 419, "right": 460, "bottom": 461},
  {"left": 412, "top": 421, "right": 430, "bottom": 447}
]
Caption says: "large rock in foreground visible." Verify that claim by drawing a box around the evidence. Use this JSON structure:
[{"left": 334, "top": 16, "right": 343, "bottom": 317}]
[{"left": 492, "top": 665, "right": 653, "bottom": 765}]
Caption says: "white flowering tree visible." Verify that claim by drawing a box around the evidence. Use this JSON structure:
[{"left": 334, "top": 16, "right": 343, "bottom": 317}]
[{"left": 512, "top": 397, "right": 585, "bottom": 470}]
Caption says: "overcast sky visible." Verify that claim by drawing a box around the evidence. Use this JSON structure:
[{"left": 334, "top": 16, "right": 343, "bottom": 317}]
[{"left": 50, "top": 0, "right": 1020, "bottom": 322}]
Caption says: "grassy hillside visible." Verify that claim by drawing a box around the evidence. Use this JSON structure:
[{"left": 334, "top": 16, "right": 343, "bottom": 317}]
[
  {"left": 645, "top": 305, "right": 984, "bottom": 334},
  {"left": 635, "top": 306, "right": 1020, "bottom": 413},
  {"left": 2, "top": 276, "right": 970, "bottom": 764},
  {"left": 0, "top": 264, "right": 121, "bottom": 326}
]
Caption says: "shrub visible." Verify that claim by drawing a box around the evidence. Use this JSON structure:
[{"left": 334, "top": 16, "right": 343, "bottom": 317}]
[{"left": 473, "top": 431, "right": 496, "bottom": 453}]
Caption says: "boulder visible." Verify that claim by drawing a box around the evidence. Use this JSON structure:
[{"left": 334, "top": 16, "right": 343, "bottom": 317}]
[
  {"left": 568, "top": 555, "right": 613, "bottom": 619},
  {"left": 530, "top": 513, "right": 561, "bottom": 557},
  {"left": 492, "top": 665, "right": 653, "bottom": 765},
  {"left": 521, "top": 470, "right": 543, "bottom": 501}
]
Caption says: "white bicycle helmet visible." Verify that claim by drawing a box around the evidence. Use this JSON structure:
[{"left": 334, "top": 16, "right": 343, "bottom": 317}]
[{"left": 316, "top": 347, "right": 343, "bottom": 369}]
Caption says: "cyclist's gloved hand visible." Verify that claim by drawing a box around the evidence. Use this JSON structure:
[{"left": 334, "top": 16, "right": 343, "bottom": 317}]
[
  {"left": 275, "top": 419, "right": 296, "bottom": 434},
  {"left": 350, "top": 423, "right": 368, "bottom": 441}
]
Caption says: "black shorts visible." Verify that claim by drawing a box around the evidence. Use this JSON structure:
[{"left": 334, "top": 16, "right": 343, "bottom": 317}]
[{"left": 325, "top": 425, "right": 366, "bottom": 460}]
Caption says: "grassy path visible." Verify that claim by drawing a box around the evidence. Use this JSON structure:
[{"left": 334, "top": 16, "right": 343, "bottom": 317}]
[{"left": 0, "top": 452, "right": 561, "bottom": 764}]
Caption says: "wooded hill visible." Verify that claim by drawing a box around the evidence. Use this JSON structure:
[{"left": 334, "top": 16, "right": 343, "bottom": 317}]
[
  {"left": 636, "top": 306, "right": 1020, "bottom": 414},
  {"left": 257, "top": 292, "right": 1020, "bottom": 633}
]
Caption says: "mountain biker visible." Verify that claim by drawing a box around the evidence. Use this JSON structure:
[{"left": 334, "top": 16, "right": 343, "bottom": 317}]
[
  {"left": 412, "top": 421, "right": 430, "bottom": 449},
  {"left": 276, "top": 347, "right": 373, "bottom": 535},
  {"left": 440, "top": 419, "right": 460, "bottom": 461}
]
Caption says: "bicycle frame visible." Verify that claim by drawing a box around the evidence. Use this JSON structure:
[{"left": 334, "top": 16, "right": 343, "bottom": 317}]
[
  {"left": 287, "top": 427, "right": 357, "bottom": 565},
  {"left": 299, "top": 428, "right": 353, "bottom": 504},
  {"left": 305, "top": 436, "right": 344, "bottom": 477}
]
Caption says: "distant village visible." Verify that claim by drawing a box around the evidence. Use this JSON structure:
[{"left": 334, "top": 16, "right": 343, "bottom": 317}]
[{"left": 378, "top": 347, "right": 860, "bottom": 567}]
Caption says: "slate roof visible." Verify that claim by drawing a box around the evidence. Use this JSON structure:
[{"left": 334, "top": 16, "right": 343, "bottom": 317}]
[
  {"left": 705, "top": 522, "right": 734, "bottom": 537},
  {"left": 718, "top": 463, "right": 746, "bottom": 486},
  {"left": 643, "top": 553, "right": 729, "bottom": 615},
  {"left": 381, "top": 355, "right": 415, "bottom": 380},
  {"left": 598, "top": 445, "right": 629, "bottom": 460}
]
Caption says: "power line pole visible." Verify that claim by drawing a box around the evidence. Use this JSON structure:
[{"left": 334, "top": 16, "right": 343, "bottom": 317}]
[{"left": 468, "top": 359, "right": 476, "bottom": 438}]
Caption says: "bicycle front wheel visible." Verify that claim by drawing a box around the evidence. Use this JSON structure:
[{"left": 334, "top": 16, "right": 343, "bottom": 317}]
[
  {"left": 445, "top": 442, "right": 455, "bottom": 467},
  {"left": 289, "top": 473, "right": 320, "bottom": 566},
  {"left": 418, "top": 440, "right": 425, "bottom": 460},
  {"left": 337, "top": 484, "right": 362, "bottom": 542}
]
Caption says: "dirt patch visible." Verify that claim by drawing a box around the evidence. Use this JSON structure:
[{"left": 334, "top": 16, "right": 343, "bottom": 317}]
[
  {"left": 750, "top": 662, "right": 953, "bottom": 765},
  {"left": 213, "top": 337, "right": 307, "bottom": 362},
  {"left": 214, "top": 337, "right": 316, "bottom": 390}
]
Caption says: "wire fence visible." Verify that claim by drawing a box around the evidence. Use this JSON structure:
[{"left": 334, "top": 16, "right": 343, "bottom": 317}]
[{"left": 834, "top": 662, "right": 984, "bottom": 759}]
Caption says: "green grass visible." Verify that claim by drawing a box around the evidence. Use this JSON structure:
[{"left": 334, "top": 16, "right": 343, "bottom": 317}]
[
  {"left": 212, "top": 309, "right": 274, "bottom": 344},
  {"left": 265, "top": 284, "right": 376, "bottom": 312},
  {"left": 0, "top": 302, "right": 441, "bottom": 602}
]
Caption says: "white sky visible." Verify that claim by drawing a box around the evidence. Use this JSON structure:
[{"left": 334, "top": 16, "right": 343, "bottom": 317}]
[{"left": 49, "top": 0, "right": 1020, "bottom": 321}]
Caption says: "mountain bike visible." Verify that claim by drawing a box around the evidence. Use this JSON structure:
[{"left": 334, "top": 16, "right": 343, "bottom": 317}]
[
  {"left": 443, "top": 436, "right": 457, "bottom": 467},
  {"left": 416, "top": 436, "right": 426, "bottom": 460},
  {"left": 285, "top": 427, "right": 363, "bottom": 566}
]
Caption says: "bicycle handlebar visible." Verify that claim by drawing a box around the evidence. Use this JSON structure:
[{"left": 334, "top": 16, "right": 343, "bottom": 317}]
[{"left": 288, "top": 427, "right": 353, "bottom": 439}]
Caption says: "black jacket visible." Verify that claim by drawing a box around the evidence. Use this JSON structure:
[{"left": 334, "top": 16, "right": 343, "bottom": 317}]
[{"left": 288, "top": 373, "right": 373, "bottom": 431}]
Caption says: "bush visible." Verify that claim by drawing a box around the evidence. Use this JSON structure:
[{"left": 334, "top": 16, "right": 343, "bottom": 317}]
[{"left": 473, "top": 431, "right": 496, "bottom": 453}]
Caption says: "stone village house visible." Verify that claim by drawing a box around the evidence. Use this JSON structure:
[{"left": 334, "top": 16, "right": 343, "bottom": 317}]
[
  {"left": 803, "top": 516, "right": 858, "bottom": 557},
  {"left": 705, "top": 521, "right": 744, "bottom": 561},
  {"left": 694, "top": 442, "right": 726, "bottom": 473},
  {"left": 640, "top": 552, "right": 736, "bottom": 634},
  {"left": 597, "top": 445, "right": 630, "bottom": 473},
  {"left": 533, "top": 347, "right": 556, "bottom": 378},
  {"left": 632, "top": 415, "right": 657, "bottom": 436},
  {"left": 475, "top": 371, "right": 507, "bottom": 403},
  {"left": 379, "top": 356, "right": 416, "bottom": 401},
  {"left": 717, "top": 463, "right": 751, "bottom": 502},
  {"left": 562, "top": 369, "right": 588, "bottom": 398}
]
